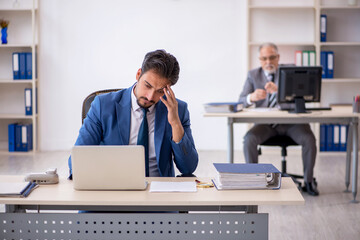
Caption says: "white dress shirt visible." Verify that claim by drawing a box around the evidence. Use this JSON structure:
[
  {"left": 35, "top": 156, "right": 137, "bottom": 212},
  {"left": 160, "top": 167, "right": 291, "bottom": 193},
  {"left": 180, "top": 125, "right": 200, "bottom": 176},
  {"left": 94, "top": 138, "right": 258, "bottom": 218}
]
[{"left": 129, "top": 85, "right": 160, "bottom": 177}]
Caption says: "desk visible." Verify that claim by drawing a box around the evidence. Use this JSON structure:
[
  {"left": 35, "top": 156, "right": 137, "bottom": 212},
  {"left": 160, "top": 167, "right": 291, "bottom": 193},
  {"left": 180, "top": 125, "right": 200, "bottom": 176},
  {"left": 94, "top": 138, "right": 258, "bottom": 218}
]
[
  {"left": 0, "top": 176, "right": 303, "bottom": 240},
  {"left": 204, "top": 106, "right": 359, "bottom": 203}
]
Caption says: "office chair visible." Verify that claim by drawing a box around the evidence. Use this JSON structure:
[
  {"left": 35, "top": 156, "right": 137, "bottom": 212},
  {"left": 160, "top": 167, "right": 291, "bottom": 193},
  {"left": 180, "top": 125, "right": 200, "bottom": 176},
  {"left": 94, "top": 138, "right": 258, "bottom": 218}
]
[
  {"left": 81, "top": 89, "right": 122, "bottom": 124},
  {"left": 258, "top": 135, "right": 305, "bottom": 189}
]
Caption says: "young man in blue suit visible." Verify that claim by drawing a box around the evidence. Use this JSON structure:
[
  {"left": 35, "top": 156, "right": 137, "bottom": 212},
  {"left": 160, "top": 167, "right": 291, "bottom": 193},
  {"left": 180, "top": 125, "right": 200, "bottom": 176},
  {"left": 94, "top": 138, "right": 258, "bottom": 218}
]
[
  {"left": 68, "top": 49, "right": 198, "bottom": 179},
  {"left": 238, "top": 43, "right": 319, "bottom": 196}
]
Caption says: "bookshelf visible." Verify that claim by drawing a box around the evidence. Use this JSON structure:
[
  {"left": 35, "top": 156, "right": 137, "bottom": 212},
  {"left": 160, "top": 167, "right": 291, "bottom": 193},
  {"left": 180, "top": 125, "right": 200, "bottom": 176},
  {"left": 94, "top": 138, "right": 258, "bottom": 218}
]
[
  {"left": 247, "top": 0, "right": 360, "bottom": 105},
  {"left": 247, "top": 0, "right": 360, "bottom": 150},
  {"left": 0, "top": 0, "right": 38, "bottom": 153}
]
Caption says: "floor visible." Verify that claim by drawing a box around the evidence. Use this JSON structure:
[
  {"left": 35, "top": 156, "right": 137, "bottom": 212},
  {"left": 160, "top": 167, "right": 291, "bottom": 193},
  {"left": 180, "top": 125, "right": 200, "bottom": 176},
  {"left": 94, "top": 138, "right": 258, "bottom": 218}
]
[{"left": 0, "top": 148, "right": 359, "bottom": 240}]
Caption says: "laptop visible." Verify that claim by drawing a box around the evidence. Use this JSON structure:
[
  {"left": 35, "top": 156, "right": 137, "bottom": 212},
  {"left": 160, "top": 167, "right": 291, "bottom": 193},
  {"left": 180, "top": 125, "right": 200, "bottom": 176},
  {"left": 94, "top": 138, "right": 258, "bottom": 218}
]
[{"left": 71, "top": 145, "right": 148, "bottom": 190}]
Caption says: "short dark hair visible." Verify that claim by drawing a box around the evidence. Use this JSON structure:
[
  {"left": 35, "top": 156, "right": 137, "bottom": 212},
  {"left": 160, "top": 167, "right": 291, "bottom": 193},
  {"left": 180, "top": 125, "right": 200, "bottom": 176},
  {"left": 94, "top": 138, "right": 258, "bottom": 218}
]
[{"left": 141, "top": 49, "right": 180, "bottom": 85}]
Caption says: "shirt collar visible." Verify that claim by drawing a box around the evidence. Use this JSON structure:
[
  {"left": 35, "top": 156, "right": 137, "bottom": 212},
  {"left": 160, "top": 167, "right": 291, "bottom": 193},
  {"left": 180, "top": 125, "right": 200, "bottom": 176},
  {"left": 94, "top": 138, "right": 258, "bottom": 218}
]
[{"left": 264, "top": 70, "right": 277, "bottom": 80}]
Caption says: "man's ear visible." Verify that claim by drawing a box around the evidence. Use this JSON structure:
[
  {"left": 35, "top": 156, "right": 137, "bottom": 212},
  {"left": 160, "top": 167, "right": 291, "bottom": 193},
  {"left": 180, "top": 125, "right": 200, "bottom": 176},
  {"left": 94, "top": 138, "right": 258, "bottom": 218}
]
[{"left": 136, "top": 68, "right": 142, "bottom": 81}]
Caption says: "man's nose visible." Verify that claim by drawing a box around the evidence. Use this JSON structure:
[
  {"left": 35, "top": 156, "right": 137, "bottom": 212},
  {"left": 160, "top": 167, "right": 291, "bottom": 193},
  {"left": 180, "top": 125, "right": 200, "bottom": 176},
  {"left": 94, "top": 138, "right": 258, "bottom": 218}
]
[{"left": 147, "top": 90, "right": 156, "bottom": 101}]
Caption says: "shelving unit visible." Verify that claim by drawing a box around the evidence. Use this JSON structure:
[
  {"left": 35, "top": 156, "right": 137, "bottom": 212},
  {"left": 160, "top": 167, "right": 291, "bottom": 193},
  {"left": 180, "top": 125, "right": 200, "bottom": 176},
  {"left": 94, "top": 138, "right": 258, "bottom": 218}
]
[
  {"left": 0, "top": 0, "right": 38, "bottom": 153},
  {"left": 246, "top": 0, "right": 360, "bottom": 151},
  {"left": 247, "top": 0, "right": 360, "bottom": 99},
  {"left": 319, "top": 5, "right": 360, "bottom": 91}
]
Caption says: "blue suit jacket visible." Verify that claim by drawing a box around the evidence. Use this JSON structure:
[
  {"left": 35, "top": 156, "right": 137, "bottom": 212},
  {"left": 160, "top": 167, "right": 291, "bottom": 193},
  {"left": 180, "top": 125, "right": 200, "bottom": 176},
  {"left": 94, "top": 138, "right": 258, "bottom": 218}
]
[{"left": 68, "top": 85, "right": 198, "bottom": 178}]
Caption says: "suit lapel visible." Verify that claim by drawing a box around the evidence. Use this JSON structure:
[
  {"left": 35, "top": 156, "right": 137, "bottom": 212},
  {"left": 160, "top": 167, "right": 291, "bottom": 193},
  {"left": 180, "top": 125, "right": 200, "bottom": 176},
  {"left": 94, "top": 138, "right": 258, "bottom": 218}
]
[{"left": 115, "top": 87, "right": 132, "bottom": 144}]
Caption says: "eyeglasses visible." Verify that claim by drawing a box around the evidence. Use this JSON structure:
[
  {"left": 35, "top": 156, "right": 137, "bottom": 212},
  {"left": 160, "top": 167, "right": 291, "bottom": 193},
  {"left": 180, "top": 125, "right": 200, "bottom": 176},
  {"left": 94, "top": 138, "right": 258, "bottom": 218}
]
[{"left": 259, "top": 55, "right": 278, "bottom": 61}]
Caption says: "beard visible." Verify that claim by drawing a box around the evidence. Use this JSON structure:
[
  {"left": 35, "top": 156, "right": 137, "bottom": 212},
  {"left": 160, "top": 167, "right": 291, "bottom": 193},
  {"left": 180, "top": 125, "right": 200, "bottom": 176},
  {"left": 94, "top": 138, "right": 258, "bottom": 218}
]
[
  {"left": 136, "top": 97, "right": 155, "bottom": 109},
  {"left": 263, "top": 64, "right": 276, "bottom": 74}
]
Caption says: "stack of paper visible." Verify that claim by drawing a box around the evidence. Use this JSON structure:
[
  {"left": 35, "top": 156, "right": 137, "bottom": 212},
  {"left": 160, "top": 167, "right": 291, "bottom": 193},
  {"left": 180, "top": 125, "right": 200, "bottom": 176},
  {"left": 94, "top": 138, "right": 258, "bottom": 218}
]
[
  {"left": 203, "top": 102, "right": 243, "bottom": 113},
  {"left": 215, "top": 173, "right": 268, "bottom": 189},
  {"left": 212, "top": 163, "right": 281, "bottom": 190},
  {"left": 149, "top": 181, "right": 197, "bottom": 192}
]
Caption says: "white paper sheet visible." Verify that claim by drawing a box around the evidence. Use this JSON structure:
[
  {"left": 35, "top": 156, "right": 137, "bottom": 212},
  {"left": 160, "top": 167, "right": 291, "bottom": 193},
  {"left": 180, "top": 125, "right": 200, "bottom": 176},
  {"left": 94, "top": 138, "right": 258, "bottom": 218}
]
[
  {"left": 149, "top": 181, "right": 197, "bottom": 192},
  {"left": 0, "top": 182, "right": 29, "bottom": 195},
  {"left": 247, "top": 108, "right": 278, "bottom": 112}
]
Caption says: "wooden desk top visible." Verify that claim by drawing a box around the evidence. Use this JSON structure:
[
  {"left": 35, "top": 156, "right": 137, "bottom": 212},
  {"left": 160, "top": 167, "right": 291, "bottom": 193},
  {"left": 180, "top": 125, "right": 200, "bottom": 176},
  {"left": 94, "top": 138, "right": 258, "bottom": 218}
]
[{"left": 0, "top": 176, "right": 304, "bottom": 206}]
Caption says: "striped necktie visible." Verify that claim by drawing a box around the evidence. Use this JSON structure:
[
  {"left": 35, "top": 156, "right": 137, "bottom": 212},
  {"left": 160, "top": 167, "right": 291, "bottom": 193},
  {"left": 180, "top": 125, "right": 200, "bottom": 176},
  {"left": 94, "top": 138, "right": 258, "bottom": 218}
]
[
  {"left": 137, "top": 108, "right": 149, "bottom": 177},
  {"left": 268, "top": 73, "right": 277, "bottom": 108},
  {"left": 268, "top": 73, "right": 278, "bottom": 128}
]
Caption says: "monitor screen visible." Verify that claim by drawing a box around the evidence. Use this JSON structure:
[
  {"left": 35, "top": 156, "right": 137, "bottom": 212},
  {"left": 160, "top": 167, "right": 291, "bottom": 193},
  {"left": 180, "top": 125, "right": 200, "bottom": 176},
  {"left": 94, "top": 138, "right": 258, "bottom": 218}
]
[{"left": 277, "top": 66, "right": 322, "bottom": 113}]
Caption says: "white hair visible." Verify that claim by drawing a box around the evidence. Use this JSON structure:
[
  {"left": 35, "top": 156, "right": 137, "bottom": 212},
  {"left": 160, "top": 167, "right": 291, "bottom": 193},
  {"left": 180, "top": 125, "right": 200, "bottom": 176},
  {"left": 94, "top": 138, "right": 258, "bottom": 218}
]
[{"left": 258, "top": 42, "right": 278, "bottom": 55}]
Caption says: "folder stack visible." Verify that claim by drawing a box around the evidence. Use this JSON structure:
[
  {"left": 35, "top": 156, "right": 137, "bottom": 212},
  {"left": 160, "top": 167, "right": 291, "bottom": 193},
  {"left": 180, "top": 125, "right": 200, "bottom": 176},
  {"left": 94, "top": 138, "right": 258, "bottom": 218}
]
[
  {"left": 8, "top": 123, "right": 33, "bottom": 152},
  {"left": 12, "top": 52, "right": 33, "bottom": 80},
  {"left": 320, "top": 124, "right": 348, "bottom": 152},
  {"left": 212, "top": 163, "right": 281, "bottom": 190},
  {"left": 294, "top": 50, "right": 316, "bottom": 67},
  {"left": 203, "top": 102, "right": 243, "bottom": 113}
]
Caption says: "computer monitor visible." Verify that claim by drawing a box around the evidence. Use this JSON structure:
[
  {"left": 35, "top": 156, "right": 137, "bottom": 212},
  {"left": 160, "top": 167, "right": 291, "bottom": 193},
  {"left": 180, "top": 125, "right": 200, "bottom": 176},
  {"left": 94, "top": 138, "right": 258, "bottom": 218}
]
[{"left": 277, "top": 66, "right": 322, "bottom": 113}]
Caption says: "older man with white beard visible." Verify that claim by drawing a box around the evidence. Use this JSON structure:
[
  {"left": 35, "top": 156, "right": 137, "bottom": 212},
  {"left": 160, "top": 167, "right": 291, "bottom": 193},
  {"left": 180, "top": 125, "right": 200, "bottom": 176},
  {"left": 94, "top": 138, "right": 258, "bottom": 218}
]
[{"left": 238, "top": 42, "right": 319, "bottom": 196}]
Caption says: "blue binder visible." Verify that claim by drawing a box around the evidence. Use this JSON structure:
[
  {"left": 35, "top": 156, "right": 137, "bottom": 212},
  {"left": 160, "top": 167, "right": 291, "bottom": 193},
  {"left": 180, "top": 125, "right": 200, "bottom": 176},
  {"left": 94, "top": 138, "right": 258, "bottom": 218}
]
[
  {"left": 12, "top": 52, "right": 20, "bottom": 80},
  {"left": 8, "top": 123, "right": 17, "bottom": 152},
  {"left": 26, "top": 124, "right": 33, "bottom": 151},
  {"left": 333, "top": 124, "right": 340, "bottom": 151},
  {"left": 340, "top": 125, "right": 348, "bottom": 152},
  {"left": 213, "top": 163, "right": 282, "bottom": 190},
  {"left": 320, "top": 51, "right": 327, "bottom": 78},
  {"left": 320, "top": 14, "right": 327, "bottom": 42},
  {"left": 326, "top": 124, "right": 334, "bottom": 151},
  {"left": 24, "top": 88, "right": 32, "bottom": 115},
  {"left": 19, "top": 52, "right": 26, "bottom": 79},
  {"left": 15, "top": 124, "right": 22, "bottom": 151},
  {"left": 16, "top": 124, "right": 33, "bottom": 152},
  {"left": 25, "top": 52, "right": 32, "bottom": 79},
  {"left": 327, "top": 51, "right": 334, "bottom": 78},
  {"left": 320, "top": 124, "right": 327, "bottom": 152},
  {"left": 204, "top": 102, "right": 243, "bottom": 113},
  {"left": 214, "top": 163, "right": 280, "bottom": 174}
]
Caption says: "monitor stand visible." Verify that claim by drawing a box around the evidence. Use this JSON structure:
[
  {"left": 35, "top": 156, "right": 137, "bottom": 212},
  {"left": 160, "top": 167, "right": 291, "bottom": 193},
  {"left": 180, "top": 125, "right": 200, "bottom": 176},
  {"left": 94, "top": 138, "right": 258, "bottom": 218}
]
[{"left": 288, "top": 98, "right": 309, "bottom": 114}]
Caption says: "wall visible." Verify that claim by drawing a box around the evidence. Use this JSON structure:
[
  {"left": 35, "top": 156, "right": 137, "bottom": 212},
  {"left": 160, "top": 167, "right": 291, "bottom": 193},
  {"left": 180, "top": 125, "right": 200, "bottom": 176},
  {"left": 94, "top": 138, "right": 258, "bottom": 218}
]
[{"left": 38, "top": 0, "right": 248, "bottom": 151}]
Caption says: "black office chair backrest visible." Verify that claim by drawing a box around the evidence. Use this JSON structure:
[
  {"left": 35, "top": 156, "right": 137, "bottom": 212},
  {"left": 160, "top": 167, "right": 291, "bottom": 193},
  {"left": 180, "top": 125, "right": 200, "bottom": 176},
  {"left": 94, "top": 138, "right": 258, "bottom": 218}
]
[{"left": 81, "top": 89, "right": 122, "bottom": 124}]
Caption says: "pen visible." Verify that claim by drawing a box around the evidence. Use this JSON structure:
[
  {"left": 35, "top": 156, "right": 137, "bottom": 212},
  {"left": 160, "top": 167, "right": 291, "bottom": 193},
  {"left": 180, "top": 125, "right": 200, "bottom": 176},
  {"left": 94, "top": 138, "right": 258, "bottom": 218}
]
[{"left": 195, "top": 179, "right": 214, "bottom": 188}]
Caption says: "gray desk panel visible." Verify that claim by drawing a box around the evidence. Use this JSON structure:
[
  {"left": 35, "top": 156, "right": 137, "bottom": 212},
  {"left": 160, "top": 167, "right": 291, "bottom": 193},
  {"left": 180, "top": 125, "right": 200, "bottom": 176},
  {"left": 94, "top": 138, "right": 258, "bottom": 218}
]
[{"left": 0, "top": 212, "right": 268, "bottom": 240}]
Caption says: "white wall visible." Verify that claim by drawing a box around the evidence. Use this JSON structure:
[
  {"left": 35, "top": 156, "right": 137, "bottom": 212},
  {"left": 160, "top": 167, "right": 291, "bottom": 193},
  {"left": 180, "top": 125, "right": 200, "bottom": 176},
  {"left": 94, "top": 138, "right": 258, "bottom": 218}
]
[{"left": 38, "top": 0, "right": 248, "bottom": 151}]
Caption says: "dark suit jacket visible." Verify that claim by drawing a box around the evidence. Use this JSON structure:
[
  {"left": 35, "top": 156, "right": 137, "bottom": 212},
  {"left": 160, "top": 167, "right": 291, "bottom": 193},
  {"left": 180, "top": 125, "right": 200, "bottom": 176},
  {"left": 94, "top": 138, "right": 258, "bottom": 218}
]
[
  {"left": 68, "top": 85, "right": 198, "bottom": 178},
  {"left": 238, "top": 67, "right": 279, "bottom": 108},
  {"left": 238, "top": 66, "right": 292, "bottom": 109}
]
